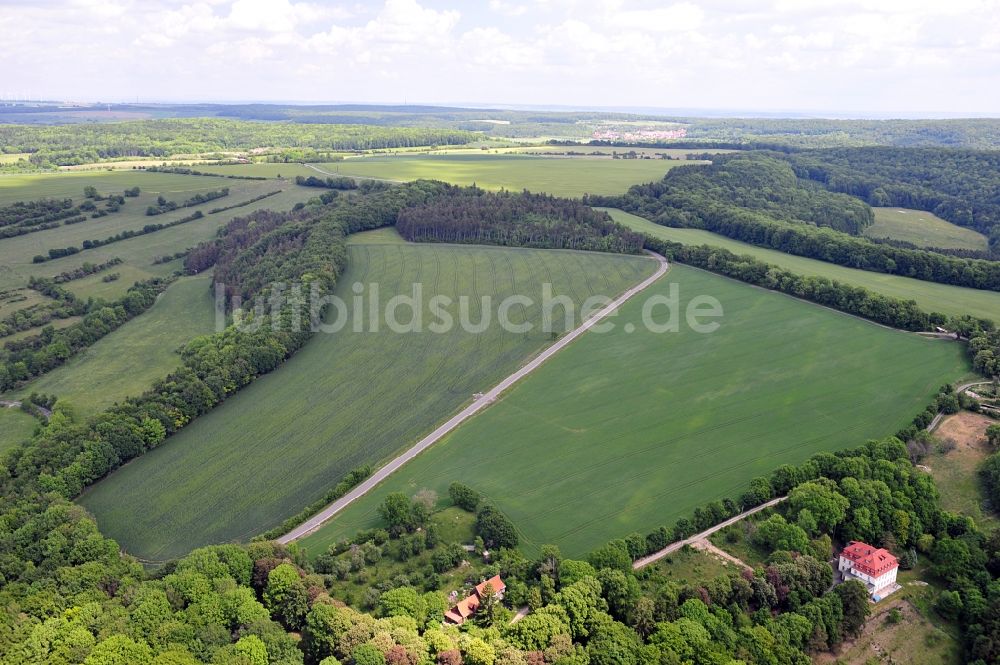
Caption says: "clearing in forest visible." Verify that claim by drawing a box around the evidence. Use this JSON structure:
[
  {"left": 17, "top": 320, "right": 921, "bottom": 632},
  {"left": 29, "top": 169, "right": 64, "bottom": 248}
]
[{"left": 864, "top": 207, "right": 988, "bottom": 251}]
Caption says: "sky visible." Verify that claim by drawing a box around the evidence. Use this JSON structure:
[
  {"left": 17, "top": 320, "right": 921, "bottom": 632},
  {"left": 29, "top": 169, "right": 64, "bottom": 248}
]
[{"left": 2, "top": 0, "right": 999, "bottom": 115}]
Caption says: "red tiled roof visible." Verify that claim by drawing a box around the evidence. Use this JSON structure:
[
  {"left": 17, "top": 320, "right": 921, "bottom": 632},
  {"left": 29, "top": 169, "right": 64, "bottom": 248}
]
[
  {"left": 444, "top": 575, "right": 505, "bottom": 625},
  {"left": 475, "top": 575, "right": 505, "bottom": 597},
  {"left": 840, "top": 541, "right": 898, "bottom": 577}
]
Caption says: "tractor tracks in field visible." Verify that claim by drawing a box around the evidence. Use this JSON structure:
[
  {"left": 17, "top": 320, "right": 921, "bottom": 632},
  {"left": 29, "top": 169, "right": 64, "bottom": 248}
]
[{"left": 277, "top": 250, "right": 669, "bottom": 544}]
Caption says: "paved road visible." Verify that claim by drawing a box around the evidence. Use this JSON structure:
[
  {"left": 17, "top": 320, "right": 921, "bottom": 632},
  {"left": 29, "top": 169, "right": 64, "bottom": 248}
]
[
  {"left": 633, "top": 496, "right": 787, "bottom": 570},
  {"left": 278, "top": 250, "right": 670, "bottom": 544}
]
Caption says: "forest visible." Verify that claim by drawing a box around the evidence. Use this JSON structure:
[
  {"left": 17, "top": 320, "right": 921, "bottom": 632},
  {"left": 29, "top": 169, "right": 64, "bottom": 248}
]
[
  {"left": 784, "top": 147, "right": 1000, "bottom": 239},
  {"left": 678, "top": 117, "right": 1000, "bottom": 149},
  {"left": 397, "top": 188, "right": 645, "bottom": 253},
  {"left": 0, "top": 119, "right": 480, "bottom": 168},
  {"left": 598, "top": 153, "right": 1000, "bottom": 291}
]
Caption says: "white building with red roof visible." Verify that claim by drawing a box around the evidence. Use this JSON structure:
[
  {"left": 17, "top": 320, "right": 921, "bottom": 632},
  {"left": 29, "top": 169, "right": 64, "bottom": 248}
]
[{"left": 837, "top": 541, "right": 899, "bottom": 601}]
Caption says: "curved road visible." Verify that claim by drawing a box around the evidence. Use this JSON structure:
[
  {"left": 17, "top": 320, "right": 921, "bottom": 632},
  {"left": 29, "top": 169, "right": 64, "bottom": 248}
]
[
  {"left": 278, "top": 250, "right": 670, "bottom": 544},
  {"left": 927, "top": 380, "right": 992, "bottom": 432}
]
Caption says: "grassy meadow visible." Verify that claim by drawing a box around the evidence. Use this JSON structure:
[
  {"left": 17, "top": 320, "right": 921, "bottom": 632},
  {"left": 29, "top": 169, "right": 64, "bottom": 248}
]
[
  {"left": 297, "top": 264, "right": 968, "bottom": 558},
  {"left": 607, "top": 208, "right": 1000, "bottom": 321},
  {"left": 9, "top": 275, "right": 217, "bottom": 416},
  {"left": 864, "top": 207, "right": 988, "bottom": 251},
  {"left": 0, "top": 407, "right": 38, "bottom": 454},
  {"left": 79, "top": 242, "right": 657, "bottom": 561}
]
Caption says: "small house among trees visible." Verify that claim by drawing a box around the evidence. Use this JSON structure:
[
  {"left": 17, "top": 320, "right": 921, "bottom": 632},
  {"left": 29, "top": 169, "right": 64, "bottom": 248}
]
[
  {"left": 443, "top": 575, "right": 505, "bottom": 625},
  {"left": 837, "top": 541, "right": 899, "bottom": 601}
]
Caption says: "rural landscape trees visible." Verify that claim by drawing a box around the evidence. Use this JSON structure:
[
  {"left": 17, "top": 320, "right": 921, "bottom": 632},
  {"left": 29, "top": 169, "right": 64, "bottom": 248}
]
[{"left": 1, "top": 106, "right": 1000, "bottom": 665}]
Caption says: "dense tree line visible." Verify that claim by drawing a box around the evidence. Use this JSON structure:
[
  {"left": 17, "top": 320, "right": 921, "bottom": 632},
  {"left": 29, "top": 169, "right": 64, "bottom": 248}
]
[
  {"left": 295, "top": 175, "right": 359, "bottom": 190},
  {"left": 601, "top": 154, "right": 1000, "bottom": 291},
  {"left": 50, "top": 257, "right": 123, "bottom": 283},
  {"left": 191, "top": 180, "right": 448, "bottom": 303},
  {"left": 145, "top": 165, "right": 269, "bottom": 180},
  {"left": 398, "top": 188, "right": 645, "bottom": 253},
  {"left": 0, "top": 285, "right": 85, "bottom": 338},
  {"left": 0, "top": 277, "right": 173, "bottom": 390},
  {"left": 784, "top": 147, "right": 1000, "bottom": 237},
  {"left": 33, "top": 210, "right": 205, "bottom": 263},
  {"left": 208, "top": 188, "right": 282, "bottom": 214},
  {"left": 644, "top": 236, "right": 947, "bottom": 331},
  {"left": 611, "top": 154, "right": 875, "bottom": 234},
  {"left": 146, "top": 187, "right": 228, "bottom": 215},
  {"left": 0, "top": 118, "right": 480, "bottom": 168},
  {"left": 0, "top": 190, "right": 129, "bottom": 239},
  {"left": 678, "top": 117, "right": 1000, "bottom": 149}
]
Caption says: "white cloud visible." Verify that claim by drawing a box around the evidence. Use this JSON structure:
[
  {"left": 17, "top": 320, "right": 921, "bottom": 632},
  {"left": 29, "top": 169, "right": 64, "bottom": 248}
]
[{"left": 0, "top": 0, "right": 998, "bottom": 112}]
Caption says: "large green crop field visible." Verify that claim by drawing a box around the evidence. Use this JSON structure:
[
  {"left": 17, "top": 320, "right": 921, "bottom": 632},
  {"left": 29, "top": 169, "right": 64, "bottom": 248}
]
[
  {"left": 297, "top": 264, "right": 969, "bottom": 558},
  {"left": 864, "top": 207, "right": 988, "bottom": 251},
  {"left": 79, "top": 241, "right": 656, "bottom": 561},
  {"left": 608, "top": 209, "right": 1000, "bottom": 321},
  {"left": 9, "top": 275, "right": 217, "bottom": 416},
  {"left": 201, "top": 154, "right": 681, "bottom": 198},
  {"left": 333, "top": 154, "right": 682, "bottom": 197},
  {"left": 0, "top": 407, "right": 38, "bottom": 455}
]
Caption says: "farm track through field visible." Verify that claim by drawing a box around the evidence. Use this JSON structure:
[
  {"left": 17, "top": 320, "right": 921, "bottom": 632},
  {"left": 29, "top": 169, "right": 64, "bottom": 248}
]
[{"left": 277, "top": 250, "right": 670, "bottom": 543}]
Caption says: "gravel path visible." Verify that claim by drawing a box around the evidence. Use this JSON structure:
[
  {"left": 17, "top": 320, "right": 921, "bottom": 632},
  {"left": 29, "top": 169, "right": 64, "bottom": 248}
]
[
  {"left": 278, "top": 250, "right": 669, "bottom": 544},
  {"left": 633, "top": 496, "right": 787, "bottom": 570}
]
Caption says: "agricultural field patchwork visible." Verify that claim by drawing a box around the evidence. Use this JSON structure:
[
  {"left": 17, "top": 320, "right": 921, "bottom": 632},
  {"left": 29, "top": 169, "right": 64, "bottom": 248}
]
[
  {"left": 9, "top": 275, "right": 217, "bottom": 416},
  {"left": 0, "top": 172, "right": 316, "bottom": 295},
  {"left": 78, "top": 242, "right": 657, "bottom": 561},
  {"left": 607, "top": 208, "right": 1000, "bottom": 321},
  {"left": 864, "top": 207, "right": 988, "bottom": 251},
  {"left": 298, "top": 264, "right": 969, "bottom": 558}
]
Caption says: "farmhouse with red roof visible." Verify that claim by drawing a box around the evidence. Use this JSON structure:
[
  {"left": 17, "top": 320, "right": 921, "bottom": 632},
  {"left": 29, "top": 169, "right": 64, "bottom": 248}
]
[
  {"left": 444, "top": 575, "right": 505, "bottom": 625},
  {"left": 837, "top": 541, "right": 900, "bottom": 601}
]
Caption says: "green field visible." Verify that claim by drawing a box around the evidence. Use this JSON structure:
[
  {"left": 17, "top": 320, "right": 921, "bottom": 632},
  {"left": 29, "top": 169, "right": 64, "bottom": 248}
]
[
  {"left": 297, "top": 264, "right": 968, "bottom": 558},
  {"left": 79, "top": 242, "right": 656, "bottom": 561},
  {"left": 201, "top": 154, "right": 681, "bottom": 198},
  {"left": 9, "top": 275, "right": 217, "bottom": 415},
  {"left": 0, "top": 172, "right": 315, "bottom": 296},
  {"left": 128, "top": 151, "right": 683, "bottom": 200},
  {"left": 0, "top": 407, "right": 38, "bottom": 454},
  {"left": 864, "top": 207, "right": 988, "bottom": 251},
  {"left": 608, "top": 209, "right": 1000, "bottom": 321}
]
